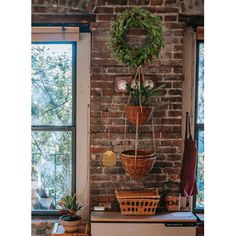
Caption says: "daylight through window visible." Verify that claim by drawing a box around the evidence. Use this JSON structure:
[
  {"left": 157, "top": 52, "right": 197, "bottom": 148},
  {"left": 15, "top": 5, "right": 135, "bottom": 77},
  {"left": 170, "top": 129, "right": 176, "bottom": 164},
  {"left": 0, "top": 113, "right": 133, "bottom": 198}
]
[{"left": 31, "top": 43, "right": 76, "bottom": 213}]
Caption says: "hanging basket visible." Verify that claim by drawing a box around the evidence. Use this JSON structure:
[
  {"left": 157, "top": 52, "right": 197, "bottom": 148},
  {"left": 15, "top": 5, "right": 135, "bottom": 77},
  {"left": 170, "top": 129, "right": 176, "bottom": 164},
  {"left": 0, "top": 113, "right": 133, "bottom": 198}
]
[
  {"left": 120, "top": 150, "right": 156, "bottom": 178},
  {"left": 125, "top": 106, "right": 154, "bottom": 125}
]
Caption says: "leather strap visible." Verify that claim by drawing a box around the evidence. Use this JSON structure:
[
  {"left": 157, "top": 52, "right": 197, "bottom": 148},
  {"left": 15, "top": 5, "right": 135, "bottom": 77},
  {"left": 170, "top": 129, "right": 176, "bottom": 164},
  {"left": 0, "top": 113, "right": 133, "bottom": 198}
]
[{"left": 185, "top": 112, "right": 192, "bottom": 140}]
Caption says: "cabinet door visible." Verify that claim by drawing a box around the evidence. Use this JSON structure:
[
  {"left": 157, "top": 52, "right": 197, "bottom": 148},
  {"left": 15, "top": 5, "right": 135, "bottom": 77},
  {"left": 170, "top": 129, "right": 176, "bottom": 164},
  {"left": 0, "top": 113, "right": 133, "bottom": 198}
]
[{"left": 91, "top": 223, "right": 196, "bottom": 236}]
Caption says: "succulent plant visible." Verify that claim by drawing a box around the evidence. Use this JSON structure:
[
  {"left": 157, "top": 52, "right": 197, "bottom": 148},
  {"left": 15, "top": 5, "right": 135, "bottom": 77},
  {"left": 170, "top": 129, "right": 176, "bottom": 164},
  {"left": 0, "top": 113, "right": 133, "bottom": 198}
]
[{"left": 58, "top": 194, "right": 85, "bottom": 221}]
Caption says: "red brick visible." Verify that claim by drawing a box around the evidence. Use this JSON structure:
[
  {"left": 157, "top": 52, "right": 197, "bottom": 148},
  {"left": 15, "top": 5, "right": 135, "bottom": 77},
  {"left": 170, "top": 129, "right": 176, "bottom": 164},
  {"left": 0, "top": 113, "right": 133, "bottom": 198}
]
[
  {"left": 96, "top": 0, "right": 106, "bottom": 5},
  {"left": 165, "top": 0, "right": 177, "bottom": 4},
  {"left": 107, "top": 0, "right": 128, "bottom": 5},
  {"left": 128, "top": 0, "right": 150, "bottom": 5},
  {"left": 156, "top": 7, "right": 178, "bottom": 13},
  {"left": 165, "top": 22, "right": 184, "bottom": 29},
  {"left": 173, "top": 67, "right": 183, "bottom": 73},
  {"left": 114, "top": 7, "right": 133, "bottom": 12},
  {"left": 164, "top": 15, "right": 177, "bottom": 21},
  {"left": 168, "top": 89, "right": 182, "bottom": 96},
  {"left": 90, "top": 146, "right": 107, "bottom": 153},
  {"left": 173, "top": 45, "right": 183, "bottom": 51},
  {"left": 97, "top": 14, "right": 116, "bottom": 21},
  {"left": 173, "top": 30, "right": 183, "bottom": 36},
  {"left": 95, "top": 7, "right": 114, "bottom": 13},
  {"left": 168, "top": 111, "right": 182, "bottom": 117},
  {"left": 151, "top": 0, "right": 163, "bottom": 5}
]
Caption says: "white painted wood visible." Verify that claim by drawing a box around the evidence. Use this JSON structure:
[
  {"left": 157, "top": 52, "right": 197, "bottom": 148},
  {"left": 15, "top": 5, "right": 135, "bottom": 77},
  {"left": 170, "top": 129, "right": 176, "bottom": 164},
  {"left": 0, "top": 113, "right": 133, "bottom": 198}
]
[
  {"left": 91, "top": 212, "right": 196, "bottom": 236},
  {"left": 32, "top": 27, "right": 79, "bottom": 41},
  {"left": 91, "top": 211, "right": 197, "bottom": 223},
  {"left": 76, "top": 33, "right": 91, "bottom": 220},
  {"left": 91, "top": 223, "right": 196, "bottom": 236},
  {"left": 32, "top": 29, "right": 91, "bottom": 220}
]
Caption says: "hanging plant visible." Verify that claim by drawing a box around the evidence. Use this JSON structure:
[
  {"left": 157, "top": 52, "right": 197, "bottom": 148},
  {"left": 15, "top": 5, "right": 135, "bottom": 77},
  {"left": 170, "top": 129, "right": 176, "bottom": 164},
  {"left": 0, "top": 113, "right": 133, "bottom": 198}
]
[{"left": 108, "top": 7, "right": 164, "bottom": 67}]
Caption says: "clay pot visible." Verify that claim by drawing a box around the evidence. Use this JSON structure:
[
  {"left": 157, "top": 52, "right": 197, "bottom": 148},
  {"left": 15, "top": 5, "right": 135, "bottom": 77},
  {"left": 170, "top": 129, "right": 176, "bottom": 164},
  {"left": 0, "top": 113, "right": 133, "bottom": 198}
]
[
  {"left": 59, "top": 216, "right": 81, "bottom": 232},
  {"left": 125, "top": 106, "right": 154, "bottom": 125}
]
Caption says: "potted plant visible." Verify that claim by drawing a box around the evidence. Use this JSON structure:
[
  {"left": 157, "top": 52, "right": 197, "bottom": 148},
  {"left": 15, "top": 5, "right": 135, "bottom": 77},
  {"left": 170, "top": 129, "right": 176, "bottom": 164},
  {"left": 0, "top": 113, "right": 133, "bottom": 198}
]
[
  {"left": 108, "top": 8, "right": 165, "bottom": 125},
  {"left": 108, "top": 8, "right": 165, "bottom": 177},
  {"left": 125, "top": 78, "right": 165, "bottom": 125},
  {"left": 58, "top": 194, "right": 85, "bottom": 233}
]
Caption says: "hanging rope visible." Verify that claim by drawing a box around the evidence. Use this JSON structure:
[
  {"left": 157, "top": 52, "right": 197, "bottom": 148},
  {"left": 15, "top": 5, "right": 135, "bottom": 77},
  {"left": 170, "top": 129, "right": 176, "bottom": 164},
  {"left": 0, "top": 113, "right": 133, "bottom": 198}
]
[
  {"left": 134, "top": 112, "right": 139, "bottom": 170},
  {"left": 123, "top": 65, "right": 156, "bottom": 175},
  {"left": 152, "top": 115, "right": 156, "bottom": 154}
]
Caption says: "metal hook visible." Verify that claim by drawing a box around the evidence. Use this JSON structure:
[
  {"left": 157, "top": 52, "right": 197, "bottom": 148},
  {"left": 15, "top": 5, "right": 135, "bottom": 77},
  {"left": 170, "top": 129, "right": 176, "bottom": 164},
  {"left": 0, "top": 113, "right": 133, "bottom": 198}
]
[{"left": 62, "top": 24, "right": 66, "bottom": 32}]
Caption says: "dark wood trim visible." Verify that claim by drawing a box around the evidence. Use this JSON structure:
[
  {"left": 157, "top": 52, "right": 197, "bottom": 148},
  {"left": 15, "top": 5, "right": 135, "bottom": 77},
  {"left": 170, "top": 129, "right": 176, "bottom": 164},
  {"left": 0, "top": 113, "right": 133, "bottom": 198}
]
[
  {"left": 32, "top": 14, "right": 96, "bottom": 24},
  {"left": 179, "top": 15, "right": 204, "bottom": 27}
]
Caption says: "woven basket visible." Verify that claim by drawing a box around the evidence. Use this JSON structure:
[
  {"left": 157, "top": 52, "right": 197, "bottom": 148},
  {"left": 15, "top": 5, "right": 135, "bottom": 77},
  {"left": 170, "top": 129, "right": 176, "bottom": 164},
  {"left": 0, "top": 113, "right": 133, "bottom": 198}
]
[
  {"left": 121, "top": 150, "right": 156, "bottom": 178},
  {"left": 116, "top": 189, "right": 160, "bottom": 216},
  {"left": 125, "top": 106, "right": 154, "bottom": 125}
]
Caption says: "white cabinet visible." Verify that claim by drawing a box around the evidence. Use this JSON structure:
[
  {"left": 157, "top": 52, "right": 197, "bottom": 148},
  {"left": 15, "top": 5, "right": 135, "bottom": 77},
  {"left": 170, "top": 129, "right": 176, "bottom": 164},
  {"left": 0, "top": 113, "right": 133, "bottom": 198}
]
[{"left": 91, "top": 212, "right": 196, "bottom": 236}]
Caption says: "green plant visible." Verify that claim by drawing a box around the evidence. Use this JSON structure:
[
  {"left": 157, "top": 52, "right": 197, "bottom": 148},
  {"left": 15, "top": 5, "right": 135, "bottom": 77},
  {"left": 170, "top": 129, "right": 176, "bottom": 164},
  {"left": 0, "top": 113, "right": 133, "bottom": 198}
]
[
  {"left": 126, "top": 81, "right": 165, "bottom": 106},
  {"left": 108, "top": 7, "right": 164, "bottom": 66},
  {"left": 58, "top": 194, "right": 85, "bottom": 221}
]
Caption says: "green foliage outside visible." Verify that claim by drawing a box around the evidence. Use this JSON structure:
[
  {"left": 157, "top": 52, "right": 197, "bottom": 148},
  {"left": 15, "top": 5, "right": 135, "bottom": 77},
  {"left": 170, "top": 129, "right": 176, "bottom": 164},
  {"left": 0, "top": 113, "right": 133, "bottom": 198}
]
[
  {"left": 197, "top": 152, "right": 204, "bottom": 207},
  {"left": 196, "top": 43, "right": 204, "bottom": 208}
]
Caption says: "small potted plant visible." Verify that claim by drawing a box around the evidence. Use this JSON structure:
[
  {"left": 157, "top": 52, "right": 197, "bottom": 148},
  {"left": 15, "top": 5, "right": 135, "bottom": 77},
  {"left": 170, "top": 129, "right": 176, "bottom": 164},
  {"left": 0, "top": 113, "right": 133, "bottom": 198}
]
[
  {"left": 125, "top": 79, "right": 165, "bottom": 125},
  {"left": 58, "top": 194, "right": 85, "bottom": 233}
]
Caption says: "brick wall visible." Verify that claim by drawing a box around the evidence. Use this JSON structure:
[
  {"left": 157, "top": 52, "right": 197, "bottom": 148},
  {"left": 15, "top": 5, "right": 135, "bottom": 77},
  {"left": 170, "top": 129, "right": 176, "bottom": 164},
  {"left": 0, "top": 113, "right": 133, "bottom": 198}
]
[
  {"left": 32, "top": 0, "right": 202, "bottom": 209},
  {"left": 89, "top": 1, "right": 184, "bottom": 208}
]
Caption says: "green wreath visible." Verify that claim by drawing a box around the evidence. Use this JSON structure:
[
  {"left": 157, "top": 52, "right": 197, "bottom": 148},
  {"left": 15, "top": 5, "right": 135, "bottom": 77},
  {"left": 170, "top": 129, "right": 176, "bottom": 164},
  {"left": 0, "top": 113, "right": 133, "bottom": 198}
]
[{"left": 108, "top": 8, "right": 164, "bottom": 67}]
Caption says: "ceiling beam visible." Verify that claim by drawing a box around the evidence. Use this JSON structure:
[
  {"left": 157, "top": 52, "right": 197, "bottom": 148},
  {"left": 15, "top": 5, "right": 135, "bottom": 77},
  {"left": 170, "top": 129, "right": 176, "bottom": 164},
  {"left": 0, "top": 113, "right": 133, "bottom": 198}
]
[{"left": 32, "top": 14, "right": 96, "bottom": 24}]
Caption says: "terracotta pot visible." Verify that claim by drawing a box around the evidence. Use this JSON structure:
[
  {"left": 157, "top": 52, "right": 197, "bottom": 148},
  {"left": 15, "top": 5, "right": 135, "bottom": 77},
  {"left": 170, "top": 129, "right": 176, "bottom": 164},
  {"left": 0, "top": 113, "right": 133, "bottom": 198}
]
[
  {"left": 59, "top": 216, "right": 81, "bottom": 233},
  {"left": 165, "top": 193, "right": 181, "bottom": 212},
  {"left": 121, "top": 150, "right": 156, "bottom": 178},
  {"left": 125, "top": 106, "right": 154, "bottom": 125}
]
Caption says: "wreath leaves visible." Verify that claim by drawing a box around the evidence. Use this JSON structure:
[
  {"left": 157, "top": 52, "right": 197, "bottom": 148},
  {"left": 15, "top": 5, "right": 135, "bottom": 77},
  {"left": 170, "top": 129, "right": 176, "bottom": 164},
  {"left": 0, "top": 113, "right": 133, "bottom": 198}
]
[{"left": 108, "top": 8, "right": 164, "bottom": 66}]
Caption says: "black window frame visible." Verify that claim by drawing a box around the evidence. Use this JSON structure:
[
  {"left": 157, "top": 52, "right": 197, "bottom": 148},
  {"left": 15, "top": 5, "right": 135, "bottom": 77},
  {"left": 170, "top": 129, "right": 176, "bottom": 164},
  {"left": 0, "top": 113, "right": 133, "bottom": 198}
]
[
  {"left": 193, "top": 40, "right": 204, "bottom": 213},
  {"left": 31, "top": 41, "right": 77, "bottom": 217}
]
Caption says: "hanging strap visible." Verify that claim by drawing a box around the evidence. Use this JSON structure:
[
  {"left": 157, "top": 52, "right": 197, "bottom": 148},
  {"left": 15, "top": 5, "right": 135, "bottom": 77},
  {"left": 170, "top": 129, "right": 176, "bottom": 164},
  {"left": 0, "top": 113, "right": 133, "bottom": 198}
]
[
  {"left": 107, "top": 109, "right": 112, "bottom": 150},
  {"left": 123, "top": 116, "right": 128, "bottom": 150},
  {"left": 185, "top": 112, "right": 192, "bottom": 140},
  {"left": 134, "top": 113, "right": 139, "bottom": 170},
  {"left": 152, "top": 116, "right": 157, "bottom": 154}
]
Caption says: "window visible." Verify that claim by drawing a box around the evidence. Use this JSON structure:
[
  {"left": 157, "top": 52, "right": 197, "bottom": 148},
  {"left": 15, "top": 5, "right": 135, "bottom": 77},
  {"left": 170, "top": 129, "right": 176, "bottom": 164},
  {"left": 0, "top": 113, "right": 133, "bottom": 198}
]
[
  {"left": 195, "top": 41, "right": 204, "bottom": 209},
  {"left": 31, "top": 42, "right": 76, "bottom": 213},
  {"left": 31, "top": 27, "right": 90, "bottom": 216}
]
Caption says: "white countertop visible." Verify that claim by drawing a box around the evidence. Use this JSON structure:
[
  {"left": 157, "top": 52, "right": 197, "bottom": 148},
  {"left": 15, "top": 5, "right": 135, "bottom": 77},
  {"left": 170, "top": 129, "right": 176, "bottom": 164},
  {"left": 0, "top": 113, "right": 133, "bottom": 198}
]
[{"left": 91, "top": 211, "right": 197, "bottom": 223}]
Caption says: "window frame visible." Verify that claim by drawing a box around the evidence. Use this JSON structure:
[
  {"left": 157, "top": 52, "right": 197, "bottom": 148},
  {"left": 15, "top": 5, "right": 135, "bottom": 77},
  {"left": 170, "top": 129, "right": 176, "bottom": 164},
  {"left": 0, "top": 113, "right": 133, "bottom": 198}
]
[
  {"left": 193, "top": 40, "right": 204, "bottom": 213},
  {"left": 32, "top": 28, "right": 78, "bottom": 217}
]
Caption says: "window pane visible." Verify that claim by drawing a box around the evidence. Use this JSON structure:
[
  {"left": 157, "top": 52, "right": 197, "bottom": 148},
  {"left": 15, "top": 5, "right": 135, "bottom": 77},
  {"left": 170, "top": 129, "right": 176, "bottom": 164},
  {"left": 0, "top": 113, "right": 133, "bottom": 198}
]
[
  {"left": 31, "top": 131, "right": 72, "bottom": 211},
  {"left": 197, "top": 43, "right": 204, "bottom": 124},
  {"left": 196, "top": 129, "right": 204, "bottom": 208},
  {"left": 32, "top": 43, "right": 73, "bottom": 126}
]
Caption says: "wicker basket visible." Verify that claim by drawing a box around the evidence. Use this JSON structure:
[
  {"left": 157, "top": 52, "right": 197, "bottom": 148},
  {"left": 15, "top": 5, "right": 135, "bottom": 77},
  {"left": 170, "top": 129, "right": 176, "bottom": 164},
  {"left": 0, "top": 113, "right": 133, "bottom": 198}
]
[
  {"left": 116, "top": 189, "right": 160, "bottom": 216},
  {"left": 120, "top": 150, "right": 156, "bottom": 178},
  {"left": 125, "top": 106, "right": 154, "bottom": 125}
]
